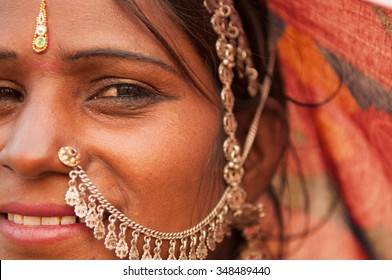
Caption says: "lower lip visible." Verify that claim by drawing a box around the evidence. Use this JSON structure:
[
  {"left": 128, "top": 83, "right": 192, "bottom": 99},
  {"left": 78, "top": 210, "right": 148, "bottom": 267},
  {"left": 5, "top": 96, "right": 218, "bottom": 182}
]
[{"left": 0, "top": 217, "right": 89, "bottom": 244}]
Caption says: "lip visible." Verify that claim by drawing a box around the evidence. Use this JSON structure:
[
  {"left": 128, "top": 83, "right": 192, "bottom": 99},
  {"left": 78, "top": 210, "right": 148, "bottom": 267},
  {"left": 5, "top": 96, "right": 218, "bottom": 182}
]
[
  {"left": 0, "top": 203, "right": 88, "bottom": 244},
  {"left": 0, "top": 202, "right": 75, "bottom": 217}
]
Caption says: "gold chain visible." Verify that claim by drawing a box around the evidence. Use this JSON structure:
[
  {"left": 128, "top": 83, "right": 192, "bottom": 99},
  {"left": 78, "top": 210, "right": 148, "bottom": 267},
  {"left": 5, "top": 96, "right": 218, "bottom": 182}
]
[{"left": 57, "top": 0, "right": 274, "bottom": 260}]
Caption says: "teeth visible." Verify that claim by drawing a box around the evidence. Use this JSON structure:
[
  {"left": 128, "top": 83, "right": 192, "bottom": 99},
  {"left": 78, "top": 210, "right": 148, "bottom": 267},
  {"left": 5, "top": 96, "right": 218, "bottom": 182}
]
[
  {"left": 13, "top": 214, "right": 24, "bottom": 225},
  {"left": 60, "top": 216, "right": 76, "bottom": 225},
  {"left": 41, "top": 217, "right": 61, "bottom": 226},
  {"left": 23, "top": 216, "right": 41, "bottom": 226},
  {"left": 7, "top": 213, "right": 77, "bottom": 226},
  {"left": 7, "top": 213, "right": 14, "bottom": 222}
]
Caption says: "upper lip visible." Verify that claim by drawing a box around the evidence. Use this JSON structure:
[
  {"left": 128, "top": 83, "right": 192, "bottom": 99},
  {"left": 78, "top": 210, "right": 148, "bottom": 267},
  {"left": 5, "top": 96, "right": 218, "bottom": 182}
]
[{"left": 0, "top": 202, "right": 75, "bottom": 217}]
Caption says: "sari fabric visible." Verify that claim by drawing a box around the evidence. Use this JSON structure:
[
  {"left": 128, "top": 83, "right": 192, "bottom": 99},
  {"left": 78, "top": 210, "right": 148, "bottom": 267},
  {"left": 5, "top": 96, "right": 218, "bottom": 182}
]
[{"left": 264, "top": 0, "right": 392, "bottom": 259}]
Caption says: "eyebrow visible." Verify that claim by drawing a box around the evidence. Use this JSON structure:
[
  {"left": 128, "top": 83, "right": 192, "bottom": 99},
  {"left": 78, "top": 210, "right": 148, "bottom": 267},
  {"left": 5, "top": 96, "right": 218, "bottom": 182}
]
[
  {"left": 0, "top": 50, "right": 17, "bottom": 60},
  {"left": 65, "top": 48, "right": 178, "bottom": 75}
]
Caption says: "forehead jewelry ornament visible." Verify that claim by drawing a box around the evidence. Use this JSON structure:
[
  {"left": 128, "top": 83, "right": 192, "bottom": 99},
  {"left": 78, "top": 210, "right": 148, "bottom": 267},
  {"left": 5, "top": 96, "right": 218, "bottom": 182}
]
[{"left": 32, "top": 0, "right": 49, "bottom": 53}]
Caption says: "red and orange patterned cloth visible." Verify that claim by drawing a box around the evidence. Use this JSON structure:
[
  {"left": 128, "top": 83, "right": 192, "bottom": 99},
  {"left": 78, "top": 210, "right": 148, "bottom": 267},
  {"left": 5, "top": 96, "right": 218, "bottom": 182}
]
[{"left": 261, "top": 0, "right": 392, "bottom": 259}]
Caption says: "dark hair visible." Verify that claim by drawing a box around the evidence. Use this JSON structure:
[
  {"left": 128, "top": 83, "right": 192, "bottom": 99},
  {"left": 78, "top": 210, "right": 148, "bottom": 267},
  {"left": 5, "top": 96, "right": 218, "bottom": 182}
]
[{"left": 114, "top": 0, "right": 284, "bottom": 102}]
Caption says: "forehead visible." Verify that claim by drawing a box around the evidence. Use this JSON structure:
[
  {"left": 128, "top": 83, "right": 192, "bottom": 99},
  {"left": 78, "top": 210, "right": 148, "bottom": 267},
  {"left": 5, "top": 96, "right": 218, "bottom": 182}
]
[
  {"left": 0, "top": 0, "right": 217, "bottom": 101},
  {"left": 0, "top": 0, "right": 174, "bottom": 63}
]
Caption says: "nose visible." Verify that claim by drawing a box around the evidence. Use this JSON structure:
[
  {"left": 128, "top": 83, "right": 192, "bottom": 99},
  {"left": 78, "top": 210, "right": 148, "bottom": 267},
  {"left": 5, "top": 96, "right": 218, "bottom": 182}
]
[{"left": 0, "top": 97, "right": 75, "bottom": 179}]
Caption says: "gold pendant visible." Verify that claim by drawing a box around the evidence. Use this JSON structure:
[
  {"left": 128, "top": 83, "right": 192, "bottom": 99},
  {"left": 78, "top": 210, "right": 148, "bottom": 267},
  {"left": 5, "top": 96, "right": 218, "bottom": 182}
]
[{"left": 32, "top": 0, "right": 49, "bottom": 53}]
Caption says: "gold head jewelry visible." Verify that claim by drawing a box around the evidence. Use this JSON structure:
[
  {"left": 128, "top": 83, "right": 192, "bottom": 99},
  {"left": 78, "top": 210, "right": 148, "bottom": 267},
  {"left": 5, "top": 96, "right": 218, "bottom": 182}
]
[
  {"left": 59, "top": 145, "right": 239, "bottom": 260},
  {"left": 32, "top": 0, "right": 49, "bottom": 53},
  {"left": 57, "top": 0, "right": 274, "bottom": 260}
]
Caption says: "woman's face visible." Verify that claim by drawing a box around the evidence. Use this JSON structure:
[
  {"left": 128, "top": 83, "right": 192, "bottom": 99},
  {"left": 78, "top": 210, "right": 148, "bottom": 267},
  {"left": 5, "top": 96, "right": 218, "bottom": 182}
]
[{"left": 0, "top": 0, "right": 223, "bottom": 259}]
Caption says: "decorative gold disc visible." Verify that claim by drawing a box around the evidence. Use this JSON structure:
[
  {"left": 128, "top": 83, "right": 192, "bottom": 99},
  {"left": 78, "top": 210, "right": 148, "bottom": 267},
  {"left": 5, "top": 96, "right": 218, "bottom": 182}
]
[{"left": 58, "top": 146, "right": 81, "bottom": 167}]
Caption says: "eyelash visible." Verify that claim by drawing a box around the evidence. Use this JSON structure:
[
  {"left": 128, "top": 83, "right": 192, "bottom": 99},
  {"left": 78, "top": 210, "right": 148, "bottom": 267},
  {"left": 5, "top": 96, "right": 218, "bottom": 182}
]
[
  {"left": 0, "top": 79, "right": 166, "bottom": 116},
  {"left": 85, "top": 79, "right": 169, "bottom": 114},
  {"left": 93, "top": 83, "right": 155, "bottom": 101},
  {"left": 0, "top": 85, "right": 24, "bottom": 117},
  {"left": 0, "top": 87, "right": 24, "bottom": 102}
]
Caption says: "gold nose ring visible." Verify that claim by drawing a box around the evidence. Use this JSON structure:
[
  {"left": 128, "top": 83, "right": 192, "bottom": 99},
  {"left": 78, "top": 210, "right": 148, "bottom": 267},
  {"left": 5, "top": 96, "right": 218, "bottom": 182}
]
[{"left": 58, "top": 146, "right": 81, "bottom": 167}]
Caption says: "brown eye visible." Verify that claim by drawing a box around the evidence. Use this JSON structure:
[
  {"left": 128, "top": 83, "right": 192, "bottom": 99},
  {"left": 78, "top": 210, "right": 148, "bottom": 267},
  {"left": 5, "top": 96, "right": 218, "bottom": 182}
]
[
  {"left": 0, "top": 87, "right": 24, "bottom": 102},
  {"left": 86, "top": 82, "right": 167, "bottom": 116},
  {"left": 0, "top": 87, "right": 24, "bottom": 117},
  {"left": 96, "top": 84, "right": 152, "bottom": 100}
]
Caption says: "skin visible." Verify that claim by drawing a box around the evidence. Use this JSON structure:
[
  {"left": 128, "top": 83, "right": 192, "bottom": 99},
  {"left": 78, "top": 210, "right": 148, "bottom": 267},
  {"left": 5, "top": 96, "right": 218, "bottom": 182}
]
[{"left": 0, "top": 0, "right": 287, "bottom": 259}]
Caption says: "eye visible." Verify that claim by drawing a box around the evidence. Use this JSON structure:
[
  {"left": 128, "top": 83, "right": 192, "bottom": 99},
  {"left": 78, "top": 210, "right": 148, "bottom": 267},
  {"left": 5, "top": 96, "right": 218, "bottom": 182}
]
[
  {"left": 0, "top": 87, "right": 24, "bottom": 102},
  {"left": 0, "top": 85, "right": 24, "bottom": 117},
  {"left": 95, "top": 84, "right": 152, "bottom": 100},
  {"left": 86, "top": 81, "right": 170, "bottom": 116}
]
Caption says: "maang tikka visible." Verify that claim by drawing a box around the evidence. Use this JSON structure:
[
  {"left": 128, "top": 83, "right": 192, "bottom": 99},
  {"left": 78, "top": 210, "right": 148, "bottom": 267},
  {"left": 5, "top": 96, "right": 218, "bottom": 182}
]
[
  {"left": 58, "top": 0, "right": 275, "bottom": 260},
  {"left": 32, "top": 0, "right": 49, "bottom": 53}
]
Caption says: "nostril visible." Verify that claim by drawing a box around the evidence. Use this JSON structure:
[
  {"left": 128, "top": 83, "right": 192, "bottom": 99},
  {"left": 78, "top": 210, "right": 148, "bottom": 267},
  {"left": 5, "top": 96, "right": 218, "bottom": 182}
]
[
  {"left": 0, "top": 100, "right": 77, "bottom": 177},
  {"left": 0, "top": 145, "right": 68, "bottom": 179},
  {"left": 2, "top": 164, "right": 12, "bottom": 171}
]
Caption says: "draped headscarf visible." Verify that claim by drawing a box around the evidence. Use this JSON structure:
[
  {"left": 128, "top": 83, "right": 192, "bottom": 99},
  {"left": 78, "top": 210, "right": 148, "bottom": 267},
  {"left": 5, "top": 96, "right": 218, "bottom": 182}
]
[{"left": 264, "top": 0, "right": 392, "bottom": 259}]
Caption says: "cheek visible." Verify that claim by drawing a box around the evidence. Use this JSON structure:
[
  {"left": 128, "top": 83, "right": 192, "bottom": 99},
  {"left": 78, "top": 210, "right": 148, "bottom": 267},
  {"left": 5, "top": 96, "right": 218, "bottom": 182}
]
[{"left": 80, "top": 94, "right": 222, "bottom": 230}]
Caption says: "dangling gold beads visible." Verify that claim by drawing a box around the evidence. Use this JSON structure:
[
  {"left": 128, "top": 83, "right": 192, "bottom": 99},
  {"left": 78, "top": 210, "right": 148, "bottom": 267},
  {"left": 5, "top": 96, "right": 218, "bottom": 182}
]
[
  {"left": 32, "top": 0, "right": 49, "bottom": 53},
  {"left": 55, "top": 0, "right": 271, "bottom": 260},
  {"left": 58, "top": 147, "right": 236, "bottom": 260}
]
